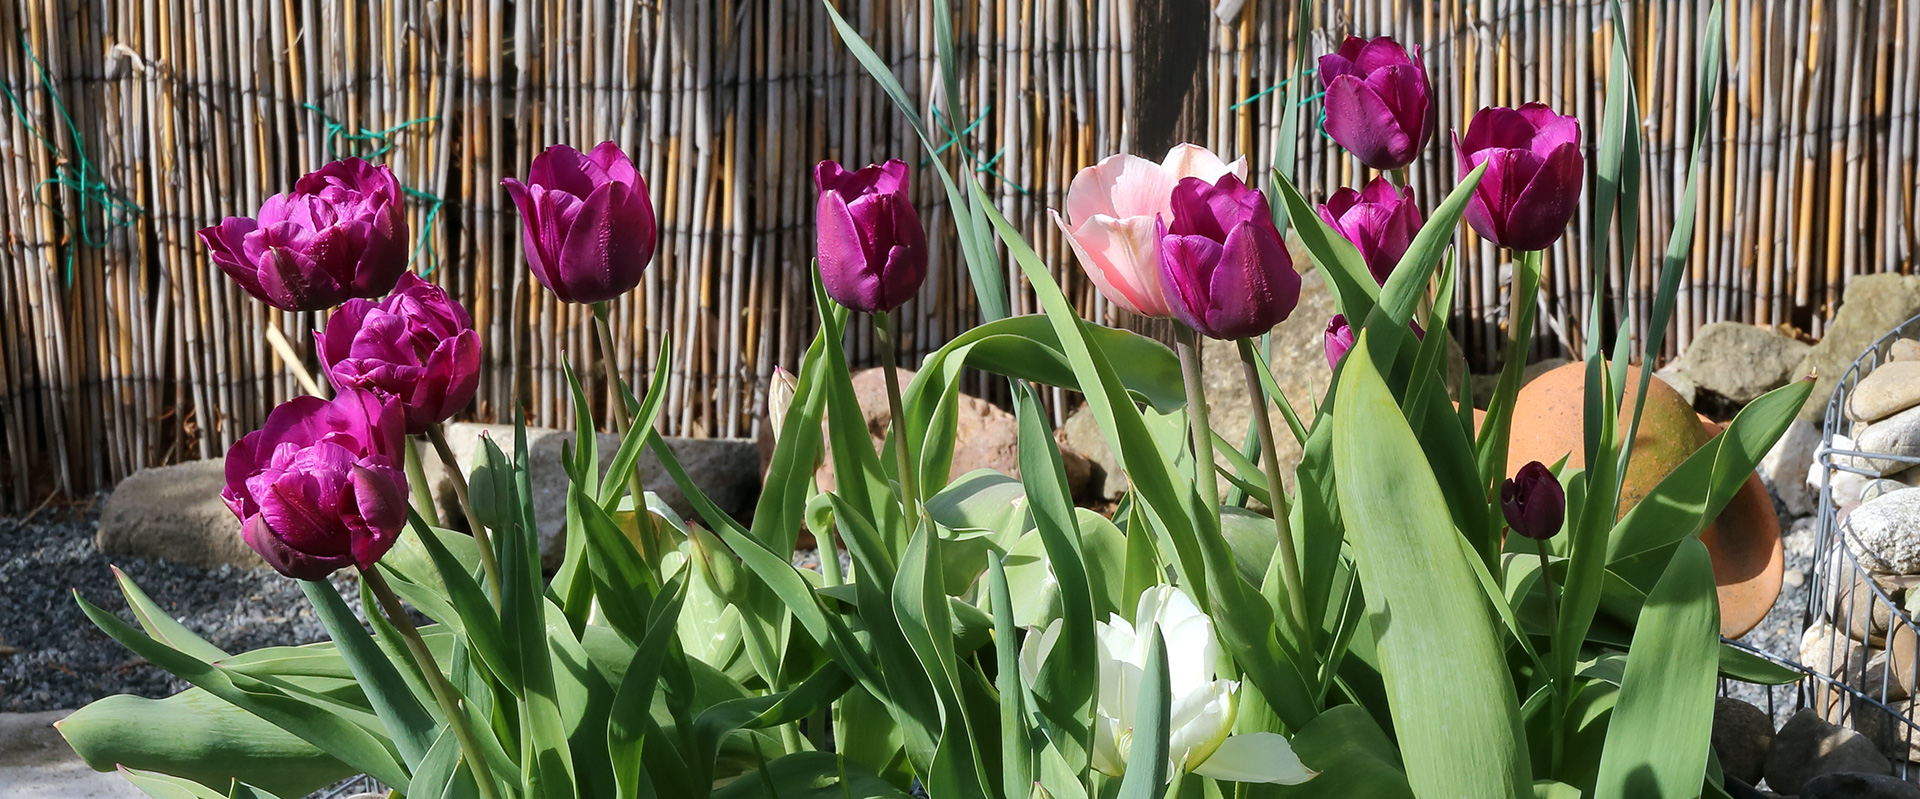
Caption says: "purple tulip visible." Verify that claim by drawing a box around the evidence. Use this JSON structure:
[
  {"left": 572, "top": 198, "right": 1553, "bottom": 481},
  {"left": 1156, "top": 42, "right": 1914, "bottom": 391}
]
[
  {"left": 222, "top": 389, "right": 410, "bottom": 580},
  {"left": 815, "top": 159, "right": 928, "bottom": 314},
  {"left": 1324, "top": 315, "right": 1355, "bottom": 369},
  {"left": 1317, "top": 177, "right": 1423, "bottom": 285},
  {"left": 199, "top": 158, "right": 408, "bottom": 312},
  {"left": 1319, "top": 36, "right": 1434, "bottom": 171},
  {"left": 502, "top": 142, "right": 657, "bottom": 304},
  {"left": 1157, "top": 174, "right": 1300, "bottom": 340},
  {"left": 316, "top": 272, "right": 481, "bottom": 435},
  {"left": 1454, "top": 103, "right": 1585, "bottom": 251},
  {"left": 1501, "top": 460, "right": 1566, "bottom": 541}
]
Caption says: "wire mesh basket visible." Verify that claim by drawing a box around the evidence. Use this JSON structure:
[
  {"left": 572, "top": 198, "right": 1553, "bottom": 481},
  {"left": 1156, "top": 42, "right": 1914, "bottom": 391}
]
[
  {"left": 307, "top": 774, "right": 385, "bottom": 799},
  {"left": 1802, "top": 312, "right": 1920, "bottom": 777}
]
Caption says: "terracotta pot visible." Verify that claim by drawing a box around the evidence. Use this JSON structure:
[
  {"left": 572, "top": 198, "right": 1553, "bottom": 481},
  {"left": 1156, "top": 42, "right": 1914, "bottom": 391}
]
[{"left": 1506, "top": 363, "right": 1782, "bottom": 638}]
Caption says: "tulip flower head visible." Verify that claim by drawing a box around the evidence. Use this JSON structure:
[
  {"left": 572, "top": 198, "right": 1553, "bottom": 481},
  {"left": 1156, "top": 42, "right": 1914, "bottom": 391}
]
[
  {"left": 1455, "top": 103, "right": 1585, "bottom": 251},
  {"left": 1323, "top": 315, "right": 1355, "bottom": 369},
  {"left": 813, "top": 159, "right": 927, "bottom": 314},
  {"left": 316, "top": 272, "right": 481, "bottom": 435},
  {"left": 199, "top": 158, "right": 408, "bottom": 312},
  {"left": 502, "top": 142, "right": 658, "bottom": 304},
  {"left": 1157, "top": 174, "right": 1300, "bottom": 340},
  {"left": 1051, "top": 144, "right": 1248, "bottom": 318},
  {"left": 1319, "top": 36, "right": 1435, "bottom": 171},
  {"left": 1021, "top": 586, "right": 1316, "bottom": 784},
  {"left": 1502, "top": 460, "right": 1567, "bottom": 541},
  {"left": 1318, "top": 177, "right": 1423, "bottom": 285},
  {"left": 222, "top": 389, "right": 410, "bottom": 580}
]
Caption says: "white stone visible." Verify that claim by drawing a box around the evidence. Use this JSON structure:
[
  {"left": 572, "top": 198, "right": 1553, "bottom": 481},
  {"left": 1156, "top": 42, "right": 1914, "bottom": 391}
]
[
  {"left": 1764, "top": 418, "right": 1821, "bottom": 515},
  {"left": 1848, "top": 360, "right": 1920, "bottom": 422},
  {"left": 1844, "top": 488, "right": 1920, "bottom": 574},
  {"left": 1853, "top": 404, "right": 1920, "bottom": 475}
]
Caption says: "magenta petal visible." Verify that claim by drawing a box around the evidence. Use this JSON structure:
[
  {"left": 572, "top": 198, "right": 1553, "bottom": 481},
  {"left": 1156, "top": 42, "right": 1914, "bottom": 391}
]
[
  {"left": 1203, "top": 221, "right": 1297, "bottom": 339},
  {"left": 554, "top": 182, "right": 649, "bottom": 304},
  {"left": 1323, "top": 76, "right": 1414, "bottom": 171},
  {"left": 243, "top": 514, "right": 351, "bottom": 580},
  {"left": 816, "top": 190, "right": 879, "bottom": 311},
  {"left": 1158, "top": 231, "right": 1224, "bottom": 334},
  {"left": 1324, "top": 315, "right": 1354, "bottom": 369},
  {"left": 587, "top": 141, "right": 638, "bottom": 186},
  {"left": 1501, "top": 142, "right": 1585, "bottom": 251},
  {"left": 347, "top": 463, "right": 407, "bottom": 568}
]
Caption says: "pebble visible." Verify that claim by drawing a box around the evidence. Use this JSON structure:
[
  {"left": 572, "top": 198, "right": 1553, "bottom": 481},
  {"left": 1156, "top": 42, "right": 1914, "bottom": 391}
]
[
  {"left": 1845, "top": 488, "right": 1920, "bottom": 574},
  {"left": 1893, "top": 338, "right": 1920, "bottom": 362},
  {"left": 1765, "top": 708, "right": 1894, "bottom": 794},
  {"left": 1800, "top": 771, "right": 1920, "bottom": 799},
  {"left": 1849, "top": 361, "right": 1920, "bottom": 422}
]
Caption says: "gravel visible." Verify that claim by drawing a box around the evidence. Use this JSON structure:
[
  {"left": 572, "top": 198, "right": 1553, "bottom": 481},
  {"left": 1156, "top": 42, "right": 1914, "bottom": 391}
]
[
  {"left": 1720, "top": 488, "right": 1816, "bottom": 727},
  {"left": 0, "top": 495, "right": 356, "bottom": 713}
]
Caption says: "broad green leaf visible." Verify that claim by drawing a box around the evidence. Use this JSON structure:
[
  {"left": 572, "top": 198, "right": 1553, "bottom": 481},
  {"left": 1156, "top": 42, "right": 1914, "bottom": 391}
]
[
  {"left": 1015, "top": 384, "right": 1097, "bottom": 772},
  {"left": 1272, "top": 168, "right": 1378, "bottom": 321},
  {"left": 1593, "top": 538, "right": 1720, "bottom": 799},
  {"left": 1252, "top": 704, "right": 1410, "bottom": 799},
  {"left": 893, "top": 522, "right": 995, "bottom": 796},
  {"left": 111, "top": 567, "right": 228, "bottom": 662},
  {"left": 73, "top": 593, "right": 410, "bottom": 789},
  {"left": 610, "top": 574, "right": 687, "bottom": 799},
  {"left": 988, "top": 557, "right": 1032, "bottom": 797},
  {"left": 710, "top": 752, "right": 913, "bottom": 799},
  {"left": 1331, "top": 333, "right": 1532, "bottom": 798},
  {"left": 298, "top": 577, "right": 438, "bottom": 770},
  {"left": 496, "top": 425, "right": 578, "bottom": 799},
  {"left": 117, "top": 767, "right": 232, "bottom": 799},
  {"left": 60, "top": 690, "right": 354, "bottom": 798}
]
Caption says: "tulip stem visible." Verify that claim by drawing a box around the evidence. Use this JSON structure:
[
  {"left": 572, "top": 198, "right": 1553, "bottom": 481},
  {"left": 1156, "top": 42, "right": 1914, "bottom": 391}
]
[
  {"left": 426, "top": 423, "right": 504, "bottom": 604},
  {"left": 873, "top": 312, "right": 920, "bottom": 532},
  {"left": 1534, "top": 534, "right": 1565, "bottom": 774},
  {"left": 1175, "top": 327, "right": 1220, "bottom": 531},
  {"left": 360, "top": 566, "right": 503, "bottom": 799},
  {"left": 403, "top": 437, "right": 441, "bottom": 528},
  {"left": 1389, "top": 166, "right": 1408, "bottom": 188},
  {"left": 1237, "top": 338, "right": 1311, "bottom": 646},
  {"left": 592, "top": 301, "right": 661, "bottom": 568}
]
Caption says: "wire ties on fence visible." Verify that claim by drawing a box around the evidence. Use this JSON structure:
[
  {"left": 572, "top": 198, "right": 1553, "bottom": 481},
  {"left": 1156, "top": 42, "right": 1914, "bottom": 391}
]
[
  {"left": 1, "top": 33, "right": 146, "bottom": 285},
  {"left": 299, "top": 104, "right": 446, "bottom": 275},
  {"left": 925, "top": 106, "right": 1029, "bottom": 195},
  {"left": 1229, "top": 68, "right": 1335, "bottom": 142}
]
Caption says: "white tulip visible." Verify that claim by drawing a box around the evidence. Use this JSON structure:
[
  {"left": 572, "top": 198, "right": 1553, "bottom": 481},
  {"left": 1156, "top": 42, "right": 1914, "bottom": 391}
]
[{"left": 1020, "top": 585, "right": 1317, "bottom": 785}]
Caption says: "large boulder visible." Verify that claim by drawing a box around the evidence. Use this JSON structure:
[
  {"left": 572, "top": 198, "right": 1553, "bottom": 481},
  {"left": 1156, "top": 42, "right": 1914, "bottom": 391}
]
[
  {"left": 1664, "top": 322, "right": 1811, "bottom": 410},
  {"left": 96, "top": 460, "right": 260, "bottom": 569},
  {"left": 0, "top": 710, "right": 146, "bottom": 799},
  {"left": 1762, "top": 419, "right": 1822, "bottom": 517},
  {"left": 420, "top": 423, "right": 761, "bottom": 568},
  {"left": 1064, "top": 270, "right": 1463, "bottom": 501},
  {"left": 1797, "top": 273, "right": 1920, "bottom": 421}
]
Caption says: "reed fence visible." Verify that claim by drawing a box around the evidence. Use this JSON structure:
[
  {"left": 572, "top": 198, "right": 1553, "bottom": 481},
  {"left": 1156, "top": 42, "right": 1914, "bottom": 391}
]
[{"left": 0, "top": 0, "right": 1907, "bottom": 510}]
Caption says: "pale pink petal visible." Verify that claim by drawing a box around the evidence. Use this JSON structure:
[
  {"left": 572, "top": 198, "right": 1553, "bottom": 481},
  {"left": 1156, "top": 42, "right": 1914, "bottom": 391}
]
[
  {"left": 1053, "top": 209, "right": 1171, "bottom": 318},
  {"left": 1065, "top": 152, "right": 1178, "bottom": 222}
]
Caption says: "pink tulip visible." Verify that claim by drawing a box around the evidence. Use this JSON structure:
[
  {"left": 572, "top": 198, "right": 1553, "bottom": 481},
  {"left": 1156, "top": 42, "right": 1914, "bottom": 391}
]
[
  {"left": 1319, "top": 36, "right": 1434, "bottom": 171},
  {"left": 222, "top": 389, "right": 409, "bottom": 580},
  {"left": 1317, "top": 177, "right": 1423, "bottom": 285},
  {"left": 199, "top": 158, "right": 408, "bottom": 312},
  {"left": 1051, "top": 144, "right": 1247, "bottom": 318}
]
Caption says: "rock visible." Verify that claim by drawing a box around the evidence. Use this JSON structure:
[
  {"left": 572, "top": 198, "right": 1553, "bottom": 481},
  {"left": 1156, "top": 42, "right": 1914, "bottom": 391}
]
[
  {"left": 827, "top": 368, "right": 1094, "bottom": 502},
  {"left": 1894, "top": 338, "right": 1920, "bottom": 362},
  {"left": 1832, "top": 580, "right": 1895, "bottom": 644},
  {"left": 1668, "top": 322, "right": 1812, "bottom": 409},
  {"left": 1852, "top": 405, "right": 1920, "bottom": 474},
  {"left": 0, "top": 710, "right": 146, "bottom": 798},
  {"left": 1657, "top": 365, "right": 1701, "bottom": 406},
  {"left": 1804, "top": 621, "right": 1871, "bottom": 690},
  {"left": 1765, "top": 708, "right": 1895, "bottom": 794},
  {"left": 95, "top": 460, "right": 261, "bottom": 569},
  {"left": 1889, "top": 624, "right": 1920, "bottom": 699},
  {"left": 1851, "top": 361, "right": 1920, "bottom": 423},
  {"left": 421, "top": 423, "right": 762, "bottom": 568},
  {"left": 1469, "top": 357, "right": 1571, "bottom": 409},
  {"left": 1800, "top": 771, "right": 1920, "bottom": 799},
  {"left": 1763, "top": 419, "right": 1822, "bottom": 516},
  {"left": 1788, "top": 517, "right": 1818, "bottom": 559},
  {"left": 1864, "top": 479, "right": 1912, "bottom": 505},
  {"left": 1062, "top": 405, "right": 1123, "bottom": 500},
  {"left": 1851, "top": 697, "right": 1920, "bottom": 765},
  {"left": 1845, "top": 488, "right": 1920, "bottom": 574},
  {"left": 1798, "top": 273, "right": 1920, "bottom": 420},
  {"left": 1712, "top": 696, "right": 1774, "bottom": 786}
]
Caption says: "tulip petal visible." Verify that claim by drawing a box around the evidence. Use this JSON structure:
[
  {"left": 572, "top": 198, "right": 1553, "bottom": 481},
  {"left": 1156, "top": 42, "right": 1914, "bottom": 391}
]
[
  {"left": 816, "top": 190, "right": 880, "bottom": 312},
  {"left": 347, "top": 463, "right": 408, "bottom": 568},
  {"left": 243, "top": 514, "right": 353, "bottom": 580},
  {"left": 1158, "top": 143, "right": 1245, "bottom": 185},
  {"left": 556, "top": 181, "right": 651, "bottom": 304},
  {"left": 1502, "top": 141, "right": 1585, "bottom": 252},
  {"left": 1054, "top": 210, "right": 1169, "bottom": 318},
  {"left": 1159, "top": 232, "right": 1223, "bottom": 334},
  {"left": 1201, "top": 221, "right": 1296, "bottom": 339},
  {"left": 1323, "top": 76, "right": 1413, "bottom": 171},
  {"left": 1191, "top": 733, "right": 1317, "bottom": 784},
  {"left": 1065, "top": 152, "right": 1177, "bottom": 222},
  {"left": 587, "top": 141, "right": 639, "bottom": 186}
]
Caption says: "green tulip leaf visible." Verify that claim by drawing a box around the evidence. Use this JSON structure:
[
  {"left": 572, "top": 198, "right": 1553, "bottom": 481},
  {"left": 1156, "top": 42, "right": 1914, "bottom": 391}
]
[
  {"left": 1592, "top": 538, "right": 1721, "bottom": 799},
  {"left": 116, "top": 767, "right": 235, "bottom": 799},
  {"left": 298, "top": 576, "right": 439, "bottom": 771},
  {"left": 60, "top": 690, "right": 354, "bottom": 798}
]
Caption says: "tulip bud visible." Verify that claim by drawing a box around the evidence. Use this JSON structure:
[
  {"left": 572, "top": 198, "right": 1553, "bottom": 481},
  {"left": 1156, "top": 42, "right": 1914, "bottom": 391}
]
[
  {"left": 316, "top": 272, "right": 481, "bottom": 435},
  {"left": 1501, "top": 460, "right": 1566, "bottom": 541},
  {"left": 1323, "top": 315, "right": 1355, "bottom": 369},
  {"left": 765, "top": 366, "right": 798, "bottom": 441},
  {"left": 466, "top": 432, "right": 511, "bottom": 534},
  {"left": 1157, "top": 174, "right": 1300, "bottom": 340},
  {"left": 814, "top": 159, "right": 927, "bottom": 313},
  {"left": 222, "top": 389, "right": 410, "bottom": 579},
  {"left": 1454, "top": 103, "right": 1584, "bottom": 251},
  {"left": 502, "top": 142, "right": 658, "bottom": 304},
  {"left": 1051, "top": 144, "right": 1247, "bottom": 318},
  {"left": 1317, "top": 177, "right": 1423, "bottom": 285},
  {"left": 199, "top": 158, "right": 408, "bottom": 311},
  {"left": 1318, "top": 36, "right": 1435, "bottom": 171}
]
